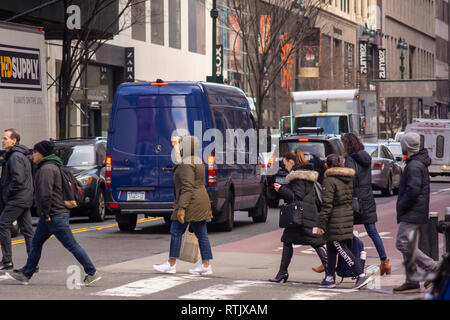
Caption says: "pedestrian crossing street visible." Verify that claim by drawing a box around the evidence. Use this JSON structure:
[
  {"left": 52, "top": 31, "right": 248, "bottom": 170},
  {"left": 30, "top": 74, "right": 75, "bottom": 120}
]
[
  {"left": 0, "top": 267, "right": 381, "bottom": 300},
  {"left": 91, "top": 275, "right": 362, "bottom": 300}
]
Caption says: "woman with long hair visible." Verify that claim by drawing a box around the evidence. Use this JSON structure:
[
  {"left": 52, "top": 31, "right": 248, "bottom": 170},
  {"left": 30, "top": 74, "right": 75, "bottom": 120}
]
[
  {"left": 269, "top": 149, "right": 328, "bottom": 283},
  {"left": 341, "top": 133, "right": 391, "bottom": 275}
]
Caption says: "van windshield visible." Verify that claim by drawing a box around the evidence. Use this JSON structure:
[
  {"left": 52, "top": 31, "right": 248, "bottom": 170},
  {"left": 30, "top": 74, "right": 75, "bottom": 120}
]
[{"left": 294, "top": 116, "right": 348, "bottom": 135}]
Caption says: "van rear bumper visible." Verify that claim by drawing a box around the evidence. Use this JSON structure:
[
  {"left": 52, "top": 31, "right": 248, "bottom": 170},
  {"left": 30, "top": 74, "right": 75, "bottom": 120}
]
[{"left": 108, "top": 201, "right": 174, "bottom": 215}]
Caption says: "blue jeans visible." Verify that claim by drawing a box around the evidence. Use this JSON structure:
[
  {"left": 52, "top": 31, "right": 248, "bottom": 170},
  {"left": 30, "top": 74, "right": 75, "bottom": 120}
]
[
  {"left": 22, "top": 213, "right": 96, "bottom": 278},
  {"left": 169, "top": 221, "right": 213, "bottom": 261},
  {"left": 365, "top": 223, "right": 387, "bottom": 260}
]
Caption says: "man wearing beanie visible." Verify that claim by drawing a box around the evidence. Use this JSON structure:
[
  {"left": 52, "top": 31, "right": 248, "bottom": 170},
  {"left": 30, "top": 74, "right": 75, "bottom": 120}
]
[
  {"left": 0, "top": 129, "right": 34, "bottom": 271},
  {"left": 6, "top": 140, "right": 101, "bottom": 286},
  {"left": 394, "top": 132, "right": 438, "bottom": 294}
]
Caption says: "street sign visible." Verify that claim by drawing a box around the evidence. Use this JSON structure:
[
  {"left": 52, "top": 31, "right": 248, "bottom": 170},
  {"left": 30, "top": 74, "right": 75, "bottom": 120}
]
[
  {"left": 125, "top": 47, "right": 135, "bottom": 82},
  {"left": 359, "top": 42, "right": 368, "bottom": 74},
  {"left": 378, "top": 48, "right": 386, "bottom": 79}
]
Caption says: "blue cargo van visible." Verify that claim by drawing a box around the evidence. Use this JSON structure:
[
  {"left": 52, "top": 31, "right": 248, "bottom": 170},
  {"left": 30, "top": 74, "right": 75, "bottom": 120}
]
[{"left": 105, "top": 81, "right": 268, "bottom": 232}]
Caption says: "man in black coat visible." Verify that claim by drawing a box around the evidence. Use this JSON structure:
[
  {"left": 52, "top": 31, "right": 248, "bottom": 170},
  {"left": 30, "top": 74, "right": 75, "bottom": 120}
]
[
  {"left": 0, "top": 129, "right": 34, "bottom": 270},
  {"left": 394, "top": 132, "right": 438, "bottom": 294}
]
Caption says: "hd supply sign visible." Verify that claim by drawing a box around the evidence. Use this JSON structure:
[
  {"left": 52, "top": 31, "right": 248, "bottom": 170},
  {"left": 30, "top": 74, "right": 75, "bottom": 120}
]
[{"left": 0, "top": 45, "right": 41, "bottom": 90}]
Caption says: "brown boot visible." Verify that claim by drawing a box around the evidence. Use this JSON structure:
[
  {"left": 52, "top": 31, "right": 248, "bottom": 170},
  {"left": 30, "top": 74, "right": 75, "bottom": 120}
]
[
  {"left": 312, "top": 264, "right": 325, "bottom": 273},
  {"left": 380, "top": 259, "right": 391, "bottom": 276}
]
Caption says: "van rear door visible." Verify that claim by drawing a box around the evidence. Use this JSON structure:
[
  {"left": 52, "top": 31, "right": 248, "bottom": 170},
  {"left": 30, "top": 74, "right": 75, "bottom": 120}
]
[{"left": 110, "top": 92, "right": 204, "bottom": 203}]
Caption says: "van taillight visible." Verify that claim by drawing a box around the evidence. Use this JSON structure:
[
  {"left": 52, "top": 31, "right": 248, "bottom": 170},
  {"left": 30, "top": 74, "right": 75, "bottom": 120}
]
[
  {"left": 207, "top": 154, "right": 217, "bottom": 187},
  {"left": 106, "top": 156, "right": 112, "bottom": 188}
]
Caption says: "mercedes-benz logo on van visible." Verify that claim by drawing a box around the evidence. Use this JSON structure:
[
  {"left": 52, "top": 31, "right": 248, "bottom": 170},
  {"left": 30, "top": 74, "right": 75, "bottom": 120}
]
[{"left": 155, "top": 145, "right": 162, "bottom": 153}]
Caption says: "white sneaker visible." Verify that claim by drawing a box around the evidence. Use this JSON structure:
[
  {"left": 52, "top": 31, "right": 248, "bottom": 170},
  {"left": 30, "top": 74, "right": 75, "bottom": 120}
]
[
  {"left": 189, "top": 264, "right": 213, "bottom": 275},
  {"left": 153, "top": 261, "right": 176, "bottom": 274}
]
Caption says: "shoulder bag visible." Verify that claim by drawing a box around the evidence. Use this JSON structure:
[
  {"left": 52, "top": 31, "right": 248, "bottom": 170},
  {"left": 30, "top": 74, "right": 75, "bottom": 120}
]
[{"left": 279, "top": 199, "right": 304, "bottom": 228}]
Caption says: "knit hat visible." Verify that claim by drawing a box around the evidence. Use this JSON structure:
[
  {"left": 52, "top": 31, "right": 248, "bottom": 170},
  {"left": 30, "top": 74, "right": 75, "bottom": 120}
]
[
  {"left": 33, "top": 140, "right": 54, "bottom": 157},
  {"left": 400, "top": 132, "right": 420, "bottom": 154}
]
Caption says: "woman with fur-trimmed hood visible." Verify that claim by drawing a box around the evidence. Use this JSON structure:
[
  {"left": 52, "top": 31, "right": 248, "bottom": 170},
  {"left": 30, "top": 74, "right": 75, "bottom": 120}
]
[
  {"left": 269, "top": 150, "right": 327, "bottom": 283},
  {"left": 316, "top": 154, "right": 372, "bottom": 290}
]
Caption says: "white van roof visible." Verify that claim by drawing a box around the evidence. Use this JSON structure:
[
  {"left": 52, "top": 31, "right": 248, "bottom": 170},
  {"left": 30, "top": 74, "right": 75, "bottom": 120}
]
[{"left": 290, "top": 89, "right": 358, "bottom": 102}]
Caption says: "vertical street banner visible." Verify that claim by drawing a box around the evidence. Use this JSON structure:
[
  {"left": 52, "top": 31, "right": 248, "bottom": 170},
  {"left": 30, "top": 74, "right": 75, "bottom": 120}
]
[
  {"left": 344, "top": 42, "right": 355, "bottom": 87},
  {"left": 280, "top": 33, "right": 294, "bottom": 94},
  {"left": 125, "top": 47, "right": 135, "bottom": 82},
  {"left": 359, "top": 42, "right": 368, "bottom": 74},
  {"left": 299, "top": 29, "right": 321, "bottom": 78},
  {"left": 215, "top": 44, "right": 223, "bottom": 82},
  {"left": 378, "top": 48, "right": 386, "bottom": 79}
]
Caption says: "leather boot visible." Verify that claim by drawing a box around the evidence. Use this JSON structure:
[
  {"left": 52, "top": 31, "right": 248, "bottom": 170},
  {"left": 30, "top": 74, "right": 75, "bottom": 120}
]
[
  {"left": 269, "top": 244, "right": 292, "bottom": 283},
  {"left": 313, "top": 246, "right": 328, "bottom": 273},
  {"left": 380, "top": 259, "right": 391, "bottom": 276}
]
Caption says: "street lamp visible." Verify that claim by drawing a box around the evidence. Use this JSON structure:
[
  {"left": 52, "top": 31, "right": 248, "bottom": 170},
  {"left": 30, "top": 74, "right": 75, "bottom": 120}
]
[{"left": 397, "top": 37, "right": 408, "bottom": 80}]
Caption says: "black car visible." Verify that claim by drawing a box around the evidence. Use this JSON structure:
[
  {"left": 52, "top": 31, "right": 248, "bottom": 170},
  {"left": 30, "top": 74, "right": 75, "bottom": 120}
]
[
  {"left": 266, "top": 134, "right": 344, "bottom": 208},
  {"left": 52, "top": 137, "right": 109, "bottom": 222}
]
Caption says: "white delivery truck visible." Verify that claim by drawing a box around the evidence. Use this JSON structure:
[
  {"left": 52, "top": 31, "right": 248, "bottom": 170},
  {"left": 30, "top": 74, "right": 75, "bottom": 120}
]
[
  {"left": 0, "top": 21, "right": 50, "bottom": 149},
  {"left": 405, "top": 119, "right": 450, "bottom": 177},
  {"left": 283, "top": 89, "right": 377, "bottom": 142}
]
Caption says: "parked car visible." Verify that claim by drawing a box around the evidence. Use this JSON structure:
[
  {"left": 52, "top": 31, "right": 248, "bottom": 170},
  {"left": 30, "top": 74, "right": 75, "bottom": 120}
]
[
  {"left": 106, "top": 81, "right": 268, "bottom": 232},
  {"left": 364, "top": 143, "right": 402, "bottom": 196},
  {"left": 382, "top": 140, "right": 406, "bottom": 171},
  {"left": 265, "top": 134, "right": 344, "bottom": 208},
  {"left": 52, "top": 137, "right": 109, "bottom": 222}
]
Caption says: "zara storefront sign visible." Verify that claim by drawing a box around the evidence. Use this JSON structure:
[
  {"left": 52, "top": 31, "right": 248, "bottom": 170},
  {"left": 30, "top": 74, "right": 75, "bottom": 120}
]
[
  {"left": 125, "top": 47, "right": 135, "bottom": 82},
  {"left": 359, "top": 42, "right": 368, "bottom": 74},
  {"left": 378, "top": 48, "right": 386, "bottom": 79}
]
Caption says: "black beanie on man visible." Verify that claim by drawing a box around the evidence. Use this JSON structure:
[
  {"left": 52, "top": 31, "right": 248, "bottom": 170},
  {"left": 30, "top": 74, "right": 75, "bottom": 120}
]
[{"left": 33, "top": 140, "right": 54, "bottom": 157}]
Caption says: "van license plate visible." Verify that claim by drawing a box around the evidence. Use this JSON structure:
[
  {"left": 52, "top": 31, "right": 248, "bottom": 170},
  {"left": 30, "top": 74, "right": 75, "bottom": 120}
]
[{"left": 127, "top": 192, "right": 145, "bottom": 201}]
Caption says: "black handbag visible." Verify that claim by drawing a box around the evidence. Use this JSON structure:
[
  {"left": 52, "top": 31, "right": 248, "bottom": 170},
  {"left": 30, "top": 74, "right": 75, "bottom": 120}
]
[{"left": 279, "top": 200, "right": 304, "bottom": 228}]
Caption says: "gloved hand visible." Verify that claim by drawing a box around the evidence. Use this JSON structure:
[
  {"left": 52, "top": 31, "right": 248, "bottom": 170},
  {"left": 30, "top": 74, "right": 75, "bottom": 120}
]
[{"left": 177, "top": 208, "right": 185, "bottom": 224}]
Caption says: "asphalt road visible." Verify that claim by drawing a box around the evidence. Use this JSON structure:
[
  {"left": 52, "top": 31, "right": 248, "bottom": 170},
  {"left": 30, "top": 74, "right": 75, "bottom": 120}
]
[{"left": 0, "top": 177, "right": 449, "bottom": 301}]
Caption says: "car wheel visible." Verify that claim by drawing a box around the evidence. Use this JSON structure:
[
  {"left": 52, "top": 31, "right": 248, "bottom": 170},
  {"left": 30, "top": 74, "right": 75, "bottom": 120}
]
[
  {"left": 89, "top": 191, "right": 106, "bottom": 222},
  {"left": 116, "top": 213, "right": 137, "bottom": 232},
  {"left": 381, "top": 176, "right": 393, "bottom": 197},
  {"left": 10, "top": 220, "right": 19, "bottom": 238},
  {"left": 219, "top": 193, "right": 234, "bottom": 232},
  {"left": 251, "top": 189, "right": 268, "bottom": 223}
]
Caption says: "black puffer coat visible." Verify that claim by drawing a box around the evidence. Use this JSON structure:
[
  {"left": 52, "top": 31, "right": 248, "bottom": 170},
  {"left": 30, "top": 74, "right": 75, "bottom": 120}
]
[
  {"left": 397, "top": 149, "right": 431, "bottom": 225},
  {"left": 277, "top": 164, "right": 325, "bottom": 247},
  {"left": 345, "top": 150, "right": 377, "bottom": 225},
  {"left": 0, "top": 144, "right": 34, "bottom": 208}
]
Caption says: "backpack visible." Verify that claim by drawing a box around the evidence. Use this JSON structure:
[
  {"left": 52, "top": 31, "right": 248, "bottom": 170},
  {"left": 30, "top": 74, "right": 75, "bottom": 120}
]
[
  {"left": 60, "top": 166, "right": 83, "bottom": 209},
  {"left": 336, "top": 235, "right": 366, "bottom": 282}
]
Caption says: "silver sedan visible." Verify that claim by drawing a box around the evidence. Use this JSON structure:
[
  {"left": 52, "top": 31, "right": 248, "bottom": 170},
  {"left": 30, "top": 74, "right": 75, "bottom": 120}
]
[{"left": 364, "top": 143, "right": 402, "bottom": 197}]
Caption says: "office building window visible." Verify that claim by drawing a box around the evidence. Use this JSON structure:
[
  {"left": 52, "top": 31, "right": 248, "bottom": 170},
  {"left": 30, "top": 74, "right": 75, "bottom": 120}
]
[
  {"left": 131, "top": 0, "right": 146, "bottom": 41},
  {"left": 189, "top": 0, "right": 206, "bottom": 54},
  {"left": 151, "top": 0, "right": 164, "bottom": 45},
  {"left": 169, "top": 0, "right": 181, "bottom": 49}
]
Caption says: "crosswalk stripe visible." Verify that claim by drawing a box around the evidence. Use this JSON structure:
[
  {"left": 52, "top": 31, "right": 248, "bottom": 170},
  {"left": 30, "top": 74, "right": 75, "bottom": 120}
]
[
  {"left": 93, "top": 275, "right": 204, "bottom": 298},
  {"left": 179, "top": 280, "right": 268, "bottom": 300},
  {"left": 0, "top": 275, "right": 9, "bottom": 281}
]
